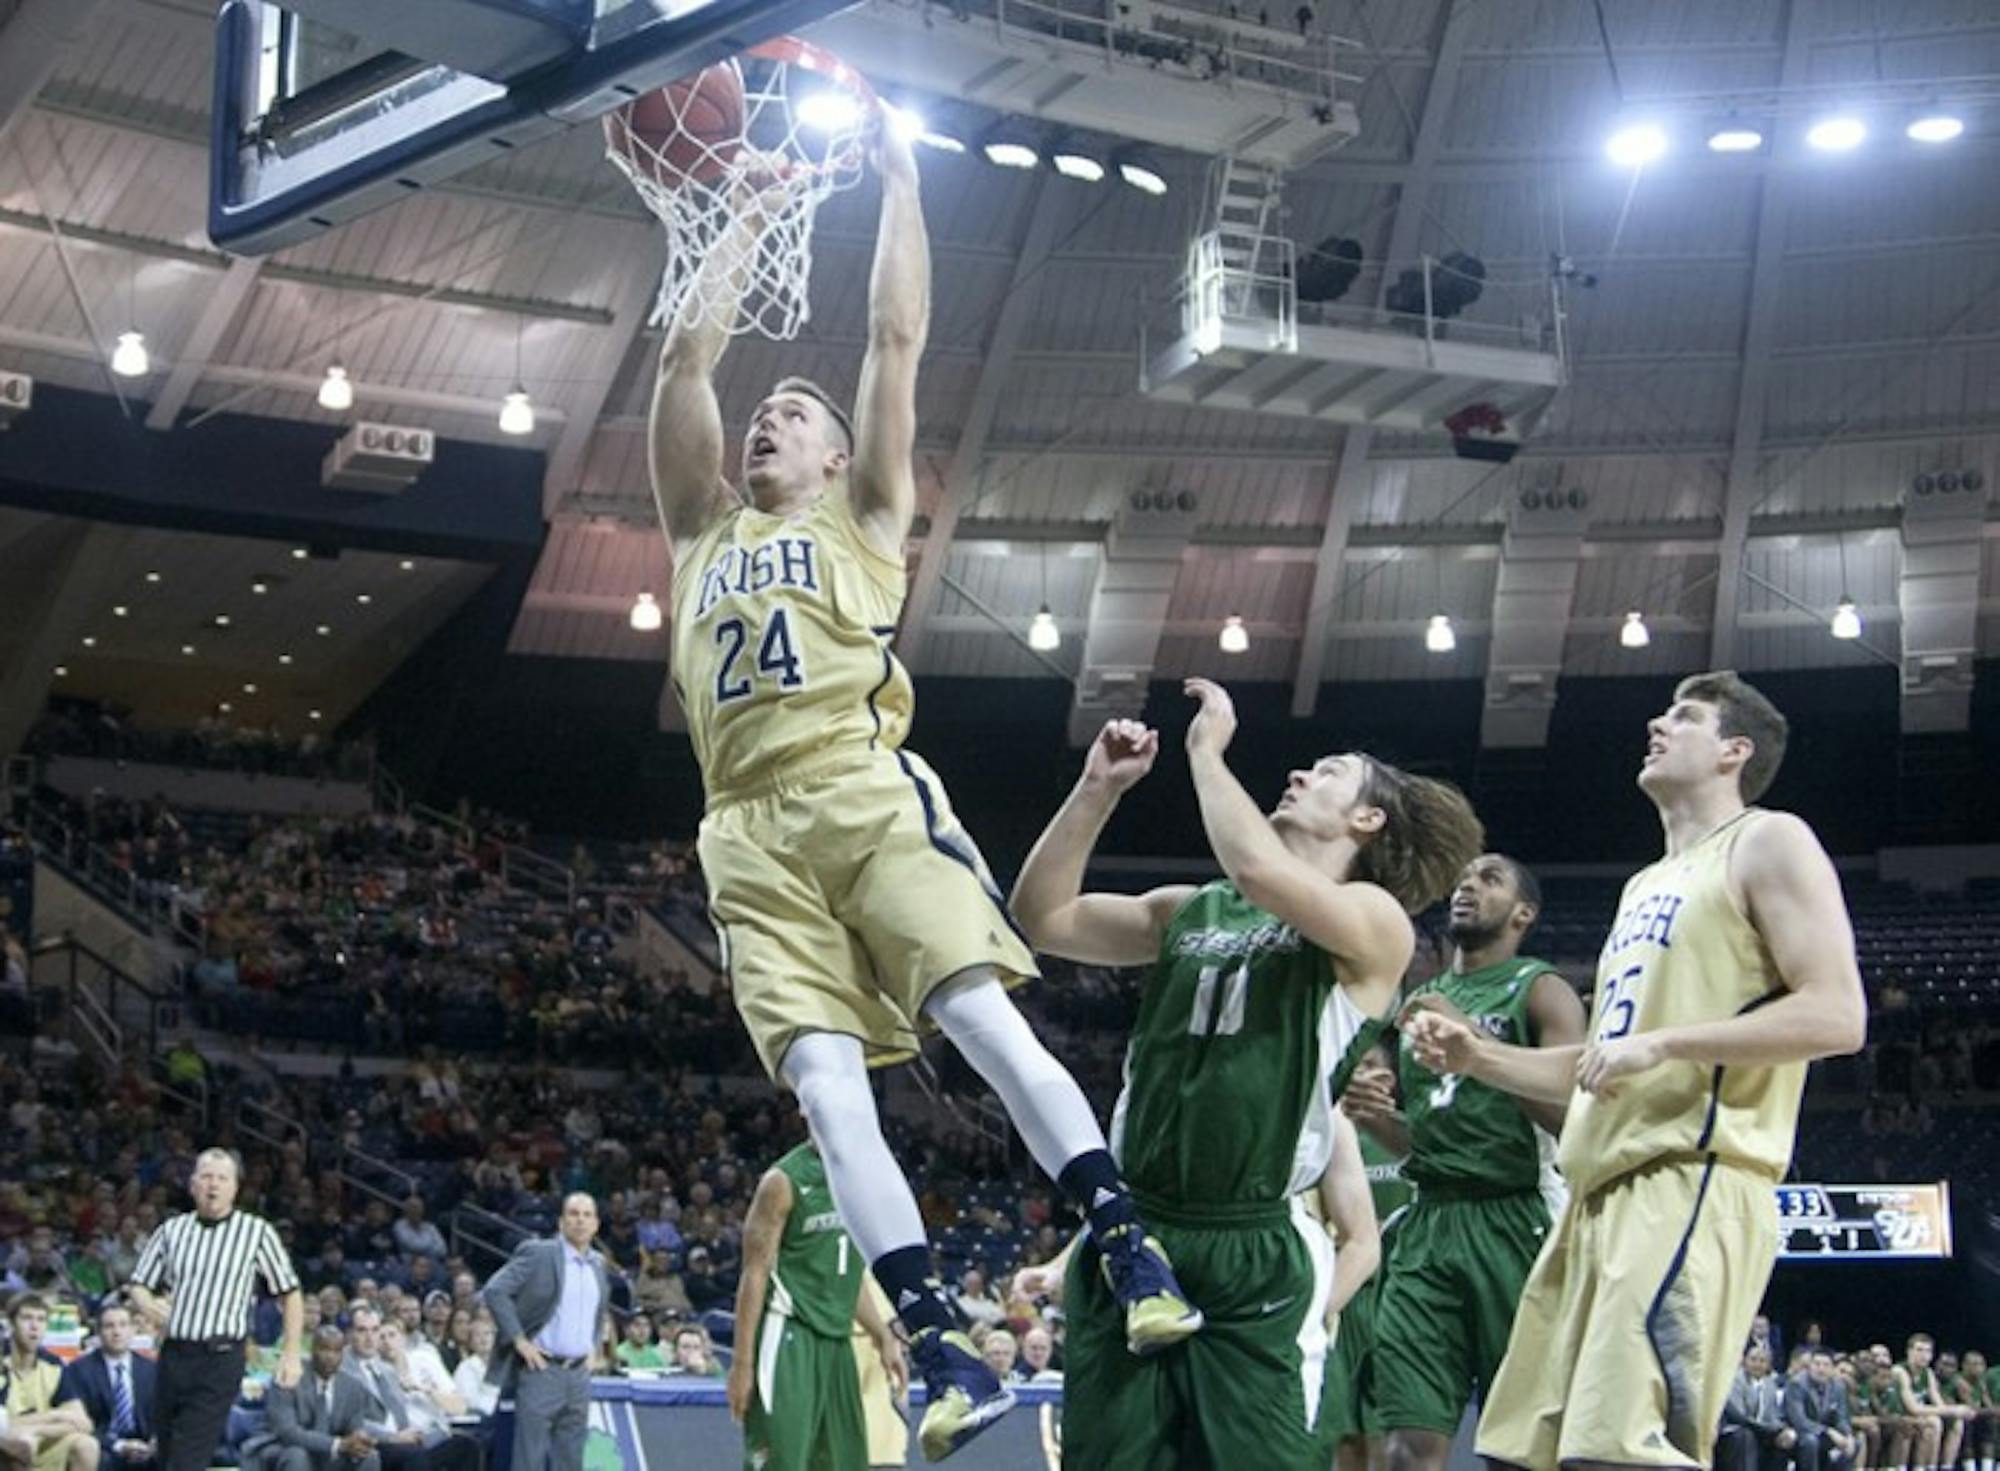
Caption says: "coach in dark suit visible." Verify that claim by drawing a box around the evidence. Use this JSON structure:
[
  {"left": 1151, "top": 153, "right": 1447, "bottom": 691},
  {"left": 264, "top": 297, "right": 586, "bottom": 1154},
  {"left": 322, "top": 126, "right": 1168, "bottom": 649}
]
[
  {"left": 56, "top": 1303, "right": 159, "bottom": 1469},
  {"left": 479, "top": 1194, "right": 612, "bottom": 1471},
  {"left": 1786, "top": 1350, "right": 1858, "bottom": 1471},
  {"left": 242, "top": 1326, "right": 380, "bottom": 1471}
]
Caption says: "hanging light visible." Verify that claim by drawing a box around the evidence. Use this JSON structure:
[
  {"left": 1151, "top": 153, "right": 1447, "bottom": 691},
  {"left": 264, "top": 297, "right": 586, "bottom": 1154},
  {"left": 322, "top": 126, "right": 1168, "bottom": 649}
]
[
  {"left": 1831, "top": 596, "right": 1862, "bottom": 640},
  {"left": 1028, "top": 606, "right": 1061, "bottom": 651},
  {"left": 318, "top": 364, "right": 354, "bottom": 411},
  {"left": 1604, "top": 123, "right": 1668, "bottom": 167},
  {"left": 629, "top": 591, "right": 663, "bottom": 631},
  {"left": 1114, "top": 150, "right": 1168, "bottom": 195},
  {"left": 1806, "top": 116, "right": 1867, "bottom": 151},
  {"left": 111, "top": 330, "right": 150, "bottom": 378},
  {"left": 1620, "top": 610, "right": 1651, "bottom": 648},
  {"left": 1218, "top": 616, "right": 1250, "bottom": 654},
  {"left": 1424, "top": 613, "right": 1456, "bottom": 653},
  {"left": 498, "top": 387, "right": 535, "bottom": 436},
  {"left": 1052, "top": 148, "right": 1106, "bottom": 182},
  {"left": 1706, "top": 123, "right": 1765, "bottom": 153},
  {"left": 1906, "top": 113, "right": 1964, "bottom": 144}
]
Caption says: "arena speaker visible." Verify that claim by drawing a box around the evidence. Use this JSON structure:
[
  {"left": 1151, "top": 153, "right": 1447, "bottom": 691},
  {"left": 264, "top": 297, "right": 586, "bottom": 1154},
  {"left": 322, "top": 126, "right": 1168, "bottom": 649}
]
[{"left": 322, "top": 422, "right": 435, "bottom": 493}]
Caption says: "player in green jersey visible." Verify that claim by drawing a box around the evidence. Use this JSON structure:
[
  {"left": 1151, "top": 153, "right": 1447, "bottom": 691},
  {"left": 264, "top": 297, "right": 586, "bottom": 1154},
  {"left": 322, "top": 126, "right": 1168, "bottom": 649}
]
[
  {"left": 729, "top": 1143, "right": 909, "bottom": 1471},
  {"left": 1957, "top": 1349, "right": 2000, "bottom": 1471},
  {"left": 1341, "top": 853, "right": 1587, "bottom": 1471},
  {"left": 1323, "top": 1046, "right": 1415, "bottom": 1471},
  {"left": 1010, "top": 682, "right": 1482, "bottom": 1469}
]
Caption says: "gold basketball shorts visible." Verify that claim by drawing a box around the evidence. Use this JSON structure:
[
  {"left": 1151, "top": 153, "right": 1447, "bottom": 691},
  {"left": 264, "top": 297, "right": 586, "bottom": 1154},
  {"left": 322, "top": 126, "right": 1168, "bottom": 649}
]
[
  {"left": 1476, "top": 1155, "right": 1780, "bottom": 1470},
  {"left": 698, "top": 745, "right": 1039, "bottom": 1076}
]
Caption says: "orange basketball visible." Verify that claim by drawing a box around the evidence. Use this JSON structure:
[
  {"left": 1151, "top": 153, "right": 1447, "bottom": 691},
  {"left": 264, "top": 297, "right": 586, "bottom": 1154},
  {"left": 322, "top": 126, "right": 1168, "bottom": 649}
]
[{"left": 607, "top": 60, "right": 745, "bottom": 187}]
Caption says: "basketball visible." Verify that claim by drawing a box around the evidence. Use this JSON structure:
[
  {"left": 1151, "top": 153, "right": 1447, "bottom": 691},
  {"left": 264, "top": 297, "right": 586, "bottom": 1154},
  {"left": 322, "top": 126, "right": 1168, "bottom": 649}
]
[{"left": 607, "top": 60, "right": 745, "bottom": 187}]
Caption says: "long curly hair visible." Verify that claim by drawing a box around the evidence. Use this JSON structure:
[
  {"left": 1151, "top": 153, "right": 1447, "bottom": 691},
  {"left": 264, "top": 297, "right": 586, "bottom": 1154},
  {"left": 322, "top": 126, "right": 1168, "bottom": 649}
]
[{"left": 1350, "top": 756, "right": 1485, "bottom": 915}]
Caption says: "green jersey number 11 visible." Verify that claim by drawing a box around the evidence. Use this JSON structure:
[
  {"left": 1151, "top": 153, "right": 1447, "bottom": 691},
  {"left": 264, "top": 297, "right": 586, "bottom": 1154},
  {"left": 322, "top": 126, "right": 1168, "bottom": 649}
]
[{"left": 1190, "top": 963, "right": 1251, "bottom": 1037}]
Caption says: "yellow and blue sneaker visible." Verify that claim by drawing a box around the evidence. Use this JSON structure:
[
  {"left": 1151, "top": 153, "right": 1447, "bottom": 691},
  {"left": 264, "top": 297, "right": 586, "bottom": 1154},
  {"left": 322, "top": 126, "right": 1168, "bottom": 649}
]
[
  {"left": 1098, "top": 1223, "right": 1205, "bottom": 1355},
  {"left": 911, "top": 1326, "right": 1016, "bottom": 1462}
]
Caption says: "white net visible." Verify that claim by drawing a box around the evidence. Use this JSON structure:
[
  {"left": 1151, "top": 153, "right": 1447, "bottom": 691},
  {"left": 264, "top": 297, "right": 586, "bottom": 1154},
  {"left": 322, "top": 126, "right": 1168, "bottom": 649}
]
[{"left": 603, "top": 38, "right": 873, "bottom": 340}]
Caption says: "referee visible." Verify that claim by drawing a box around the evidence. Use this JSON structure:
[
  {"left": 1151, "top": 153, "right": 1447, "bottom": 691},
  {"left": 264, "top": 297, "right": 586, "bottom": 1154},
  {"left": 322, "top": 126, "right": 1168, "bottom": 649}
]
[{"left": 126, "top": 1147, "right": 305, "bottom": 1471}]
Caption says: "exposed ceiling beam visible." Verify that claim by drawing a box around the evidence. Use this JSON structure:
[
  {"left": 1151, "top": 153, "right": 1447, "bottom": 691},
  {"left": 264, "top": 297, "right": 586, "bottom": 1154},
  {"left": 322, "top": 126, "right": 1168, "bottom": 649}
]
[
  {"left": 896, "top": 172, "right": 1067, "bottom": 671},
  {"left": 1293, "top": 0, "right": 1473, "bottom": 717},
  {"left": 145, "top": 255, "right": 264, "bottom": 431},
  {"left": 1710, "top": 0, "right": 1808, "bottom": 668},
  {"left": 0, "top": 205, "right": 616, "bottom": 325},
  {"left": 0, "top": 0, "right": 107, "bottom": 146}
]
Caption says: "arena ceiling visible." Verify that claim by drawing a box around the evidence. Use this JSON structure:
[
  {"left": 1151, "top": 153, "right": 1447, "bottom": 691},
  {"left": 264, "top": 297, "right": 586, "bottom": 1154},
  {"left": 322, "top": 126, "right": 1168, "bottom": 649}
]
[{"left": 0, "top": 0, "right": 1997, "bottom": 745}]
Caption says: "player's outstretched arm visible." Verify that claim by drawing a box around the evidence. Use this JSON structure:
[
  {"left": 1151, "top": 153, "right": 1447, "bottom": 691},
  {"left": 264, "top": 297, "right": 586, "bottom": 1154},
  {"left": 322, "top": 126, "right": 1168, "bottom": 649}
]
[
  {"left": 649, "top": 191, "right": 770, "bottom": 555},
  {"left": 1181, "top": 679, "right": 1413, "bottom": 996},
  {"left": 1576, "top": 813, "right": 1866, "bottom": 1094},
  {"left": 848, "top": 123, "right": 929, "bottom": 559},
  {"left": 724, "top": 1167, "right": 793, "bottom": 1423},
  {"left": 1011, "top": 719, "right": 1194, "bottom": 966},
  {"left": 1318, "top": 1112, "right": 1380, "bottom": 1318}
]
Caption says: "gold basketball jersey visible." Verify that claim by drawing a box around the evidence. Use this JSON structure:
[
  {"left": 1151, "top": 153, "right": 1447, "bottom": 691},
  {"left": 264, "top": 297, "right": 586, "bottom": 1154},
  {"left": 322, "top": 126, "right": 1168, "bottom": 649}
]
[
  {"left": 1558, "top": 809, "right": 1806, "bottom": 1198},
  {"left": 669, "top": 490, "right": 915, "bottom": 800}
]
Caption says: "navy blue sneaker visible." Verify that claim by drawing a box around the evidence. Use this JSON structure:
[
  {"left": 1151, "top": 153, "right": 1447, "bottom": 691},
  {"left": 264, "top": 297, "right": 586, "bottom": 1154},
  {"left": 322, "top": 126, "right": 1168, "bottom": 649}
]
[
  {"left": 910, "top": 1326, "right": 1016, "bottom": 1462},
  {"left": 1097, "top": 1222, "right": 1205, "bottom": 1355}
]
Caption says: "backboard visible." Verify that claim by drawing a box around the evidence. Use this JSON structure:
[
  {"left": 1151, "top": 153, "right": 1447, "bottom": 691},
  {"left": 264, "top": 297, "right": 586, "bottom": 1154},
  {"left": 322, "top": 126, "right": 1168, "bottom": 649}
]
[{"left": 210, "top": 0, "right": 849, "bottom": 255}]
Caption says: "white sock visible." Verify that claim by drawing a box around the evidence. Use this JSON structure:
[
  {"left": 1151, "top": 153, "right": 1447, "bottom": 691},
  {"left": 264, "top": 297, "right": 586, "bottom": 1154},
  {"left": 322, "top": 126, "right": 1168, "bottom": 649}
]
[
  {"left": 924, "top": 969, "right": 1109, "bottom": 1178},
  {"left": 780, "top": 1030, "right": 927, "bottom": 1261}
]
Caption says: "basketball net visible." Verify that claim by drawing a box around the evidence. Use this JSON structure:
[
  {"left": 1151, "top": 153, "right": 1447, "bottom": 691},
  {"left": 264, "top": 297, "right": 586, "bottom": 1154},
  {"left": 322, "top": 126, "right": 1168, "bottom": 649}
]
[{"left": 604, "top": 37, "right": 873, "bottom": 340}]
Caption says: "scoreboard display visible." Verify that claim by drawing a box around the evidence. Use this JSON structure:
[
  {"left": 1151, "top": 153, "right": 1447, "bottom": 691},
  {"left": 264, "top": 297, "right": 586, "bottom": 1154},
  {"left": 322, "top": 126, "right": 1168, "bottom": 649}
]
[{"left": 1776, "top": 1183, "right": 1953, "bottom": 1260}]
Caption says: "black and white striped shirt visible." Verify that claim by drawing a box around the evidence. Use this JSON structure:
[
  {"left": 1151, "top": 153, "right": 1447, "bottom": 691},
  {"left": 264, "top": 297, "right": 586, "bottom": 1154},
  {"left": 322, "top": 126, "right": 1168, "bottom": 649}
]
[{"left": 131, "top": 1210, "right": 300, "bottom": 1342}]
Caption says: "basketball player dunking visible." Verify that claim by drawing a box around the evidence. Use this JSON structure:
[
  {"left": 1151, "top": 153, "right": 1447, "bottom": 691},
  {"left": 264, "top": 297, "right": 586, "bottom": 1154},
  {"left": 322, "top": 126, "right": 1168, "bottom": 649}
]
[
  {"left": 648, "top": 123, "right": 1197, "bottom": 1461},
  {"left": 1407, "top": 672, "right": 1867, "bottom": 1471}
]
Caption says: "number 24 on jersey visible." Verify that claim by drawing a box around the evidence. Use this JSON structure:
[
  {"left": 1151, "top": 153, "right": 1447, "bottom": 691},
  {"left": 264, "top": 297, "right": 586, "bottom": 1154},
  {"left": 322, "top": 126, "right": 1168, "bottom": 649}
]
[{"left": 714, "top": 608, "right": 808, "bottom": 703}]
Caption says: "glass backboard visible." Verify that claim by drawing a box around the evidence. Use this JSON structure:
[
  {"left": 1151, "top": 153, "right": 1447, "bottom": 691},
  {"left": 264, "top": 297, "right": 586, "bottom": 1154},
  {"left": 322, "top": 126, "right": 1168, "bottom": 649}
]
[{"left": 210, "top": 0, "right": 849, "bottom": 254}]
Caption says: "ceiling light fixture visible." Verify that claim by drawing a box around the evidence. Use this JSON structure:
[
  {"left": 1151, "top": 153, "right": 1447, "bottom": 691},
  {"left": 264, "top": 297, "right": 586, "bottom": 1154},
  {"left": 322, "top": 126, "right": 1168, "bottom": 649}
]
[
  {"left": 1027, "top": 605, "right": 1060, "bottom": 651},
  {"left": 1605, "top": 123, "right": 1668, "bottom": 167},
  {"left": 316, "top": 624, "right": 332, "bottom": 636},
  {"left": 1831, "top": 596, "right": 1862, "bottom": 640},
  {"left": 1620, "top": 610, "right": 1651, "bottom": 648},
  {"left": 1052, "top": 148, "right": 1105, "bottom": 182},
  {"left": 318, "top": 363, "right": 354, "bottom": 411},
  {"left": 1806, "top": 116, "right": 1867, "bottom": 151},
  {"left": 278, "top": 653, "right": 293, "bottom": 665},
  {"left": 499, "top": 387, "right": 535, "bottom": 436},
  {"left": 629, "top": 591, "right": 663, "bottom": 632},
  {"left": 112, "top": 605, "right": 128, "bottom": 618},
  {"left": 53, "top": 665, "right": 68, "bottom": 677},
  {"left": 111, "top": 330, "right": 149, "bottom": 378},
  {"left": 1424, "top": 613, "right": 1457, "bottom": 653},
  {"left": 356, "top": 593, "right": 372, "bottom": 605},
  {"left": 1218, "top": 615, "right": 1249, "bottom": 654},
  {"left": 243, "top": 682, "right": 258, "bottom": 694},
  {"left": 145, "top": 570, "right": 162, "bottom": 583},
  {"left": 291, "top": 547, "right": 309, "bottom": 560},
  {"left": 1706, "top": 124, "right": 1764, "bottom": 152},
  {"left": 251, "top": 580, "right": 269, "bottom": 595},
  {"left": 399, "top": 559, "right": 415, "bottom": 571},
  {"left": 309, "top": 709, "right": 323, "bottom": 721},
  {"left": 1117, "top": 160, "right": 1168, "bottom": 195},
  {"left": 1906, "top": 113, "right": 1964, "bottom": 143},
  {"left": 181, "top": 644, "right": 196, "bottom": 656}
]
